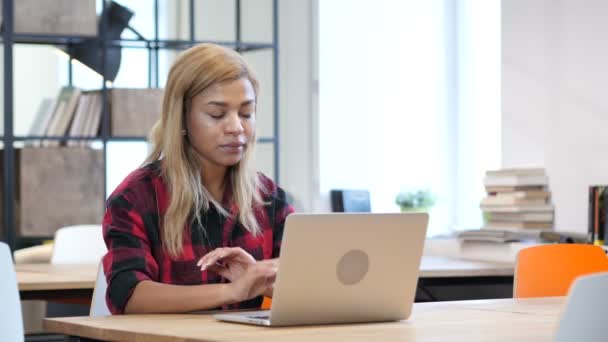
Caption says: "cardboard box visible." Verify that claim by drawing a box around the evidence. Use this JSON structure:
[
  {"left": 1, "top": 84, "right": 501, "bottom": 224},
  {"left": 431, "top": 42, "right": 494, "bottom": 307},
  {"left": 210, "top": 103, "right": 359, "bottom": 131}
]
[
  {"left": 11, "top": 147, "right": 104, "bottom": 237},
  {"left": 110, "top": 88, "right": 164, "bottom": 138},
  {"left": 1, "top": 0, "right": 97, "bottom": 36}
]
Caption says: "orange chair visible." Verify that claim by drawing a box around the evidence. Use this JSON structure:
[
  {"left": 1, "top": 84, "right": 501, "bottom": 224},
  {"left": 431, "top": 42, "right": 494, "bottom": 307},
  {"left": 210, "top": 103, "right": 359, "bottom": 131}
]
[
  {"left": 514, "top": 244, "right": 608, "bottom": 298},
  {"left": 261, "top": 297, "right": 272, "bottom": 310}
]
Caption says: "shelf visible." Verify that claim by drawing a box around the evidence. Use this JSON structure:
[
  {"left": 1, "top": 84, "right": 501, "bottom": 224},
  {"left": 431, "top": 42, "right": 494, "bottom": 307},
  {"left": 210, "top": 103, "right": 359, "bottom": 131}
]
[
  {"left": 1, "top": 0, "right": 280, "bottom": 250},
  {"left": 9, "top": 136, "right": 147, "bottom": 142},
  {"left": 3, "top": 34, "right": 276, "bottom": 51}
]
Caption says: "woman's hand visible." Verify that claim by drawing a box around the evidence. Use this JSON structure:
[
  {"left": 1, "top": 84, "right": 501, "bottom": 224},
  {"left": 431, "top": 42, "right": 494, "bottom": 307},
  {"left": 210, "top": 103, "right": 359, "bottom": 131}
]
[
  {"left": 197, "top": 247, "right": 256, "bottom": 282},
  {"left": 226, "top": 262, "right": 277, "bottom": 303}
]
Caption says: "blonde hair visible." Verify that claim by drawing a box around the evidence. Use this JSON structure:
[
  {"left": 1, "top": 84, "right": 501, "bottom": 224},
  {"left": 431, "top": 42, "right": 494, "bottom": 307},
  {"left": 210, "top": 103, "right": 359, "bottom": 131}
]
[{"left": 145, "top": 43, "right": 265, "bottom": 257}]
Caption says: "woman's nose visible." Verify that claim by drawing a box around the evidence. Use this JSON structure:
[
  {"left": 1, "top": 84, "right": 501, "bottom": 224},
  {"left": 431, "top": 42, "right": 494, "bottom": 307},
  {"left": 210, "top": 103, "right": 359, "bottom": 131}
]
[{"left": 225, "top": 112, "right": 244, "bottom": 134}]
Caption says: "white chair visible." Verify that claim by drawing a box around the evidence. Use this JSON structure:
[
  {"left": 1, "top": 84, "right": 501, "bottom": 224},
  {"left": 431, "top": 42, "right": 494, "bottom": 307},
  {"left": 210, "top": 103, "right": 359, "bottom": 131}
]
[
  {"left": 14, "top": 244, "right": 51, "bottom": 334},
  {"left": 0, "top": 242, "right": 25, "bottom": 342},
  {"left": 46, "top": 224, "right": 107, "bottom": 320},
  {"left": 554, "top": 272, "right": 608, "bottom": 342},
  {"left": 90, "top": 262, "right": 111, "bottom": 316},
  {"left": 51, "top": 224, "right": 106, "bottom": 264},
  {"left": 17, "top": 225, "right": 106, "bottom": 334}
]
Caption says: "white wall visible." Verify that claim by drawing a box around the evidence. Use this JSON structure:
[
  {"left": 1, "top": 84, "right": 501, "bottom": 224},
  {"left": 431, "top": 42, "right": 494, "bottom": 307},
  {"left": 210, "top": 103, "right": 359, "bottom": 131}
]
[{"left": 502, "top": 0, "right": 608, "bottom": 233}]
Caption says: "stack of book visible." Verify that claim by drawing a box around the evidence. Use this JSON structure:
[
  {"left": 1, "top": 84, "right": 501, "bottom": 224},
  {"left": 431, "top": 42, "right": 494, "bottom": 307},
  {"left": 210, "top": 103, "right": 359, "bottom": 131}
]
[
  {"left": 480, "top": 167, "right": 554, "bottom": 230},
  {"left": 29, "top": 86, "right": 102, "bottom": 147},
  {"left": 28, "top": 86, "right": 163, "bottom": 146}
]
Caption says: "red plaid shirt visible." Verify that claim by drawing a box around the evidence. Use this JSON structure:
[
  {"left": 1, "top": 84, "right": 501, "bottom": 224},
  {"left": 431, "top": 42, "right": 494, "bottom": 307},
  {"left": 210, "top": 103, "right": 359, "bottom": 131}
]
[{"left": 102, "top": 162, "right": 294, "bottom": 314}]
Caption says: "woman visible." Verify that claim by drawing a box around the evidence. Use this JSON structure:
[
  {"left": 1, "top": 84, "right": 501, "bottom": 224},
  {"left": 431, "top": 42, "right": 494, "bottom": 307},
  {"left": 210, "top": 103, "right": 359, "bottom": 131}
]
[{"left": 102, "top": 43, "right": 294, "bottom": 314}]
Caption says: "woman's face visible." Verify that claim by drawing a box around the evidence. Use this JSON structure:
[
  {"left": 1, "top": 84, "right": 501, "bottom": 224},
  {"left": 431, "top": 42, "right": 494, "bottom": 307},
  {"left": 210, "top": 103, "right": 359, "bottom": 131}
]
[{"left": 185, "top": 77, "right": 256, "bottom": 171}]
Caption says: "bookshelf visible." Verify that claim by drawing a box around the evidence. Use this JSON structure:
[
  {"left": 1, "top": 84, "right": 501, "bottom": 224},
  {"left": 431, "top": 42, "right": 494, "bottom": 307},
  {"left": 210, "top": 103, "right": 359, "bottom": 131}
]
[{"left": 1, "top": 0, "right": 280, "bottom": 251}]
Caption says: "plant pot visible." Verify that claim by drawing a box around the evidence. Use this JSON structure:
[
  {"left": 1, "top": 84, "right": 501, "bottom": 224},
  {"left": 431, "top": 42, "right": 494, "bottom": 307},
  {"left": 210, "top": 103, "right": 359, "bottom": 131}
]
[{"left": 400, "top": 206, "right": 431, "bottom": 213}]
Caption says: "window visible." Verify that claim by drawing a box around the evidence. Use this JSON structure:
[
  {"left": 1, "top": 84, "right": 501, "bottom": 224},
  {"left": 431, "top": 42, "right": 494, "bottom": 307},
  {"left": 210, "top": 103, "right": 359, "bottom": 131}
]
[{"left": 318, "top": 0, "right": 500, "bottom": 235}]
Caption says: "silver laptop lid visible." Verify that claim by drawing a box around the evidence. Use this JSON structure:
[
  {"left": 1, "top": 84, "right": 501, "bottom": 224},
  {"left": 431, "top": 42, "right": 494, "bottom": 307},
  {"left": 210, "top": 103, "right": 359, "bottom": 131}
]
[{"left": 268, "top": 212, "right": 428, "bottom": 326}]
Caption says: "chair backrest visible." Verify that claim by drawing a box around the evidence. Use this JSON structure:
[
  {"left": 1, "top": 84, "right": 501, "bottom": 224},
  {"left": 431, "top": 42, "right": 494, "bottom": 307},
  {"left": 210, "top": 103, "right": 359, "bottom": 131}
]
[
  {"left": 51, "top": 224, "right": 107, "bottom": 264},
  {"left": 0, "top": 242, "right": 24, "bottom": 342},
  {"left": 514, "top": 244, "right": 608, "bottom": 298},
  {"left": 555, "top": 272, "right": 608, "bottom": 341},
  {"left": 90, "top": 262, "right": 111, "bottom": 316}
]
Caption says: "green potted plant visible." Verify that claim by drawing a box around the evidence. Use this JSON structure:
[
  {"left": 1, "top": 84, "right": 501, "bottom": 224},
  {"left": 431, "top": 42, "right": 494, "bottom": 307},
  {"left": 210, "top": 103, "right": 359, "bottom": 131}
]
[{"left": 395, "top": 189, "right": 436, "bottom": 212}]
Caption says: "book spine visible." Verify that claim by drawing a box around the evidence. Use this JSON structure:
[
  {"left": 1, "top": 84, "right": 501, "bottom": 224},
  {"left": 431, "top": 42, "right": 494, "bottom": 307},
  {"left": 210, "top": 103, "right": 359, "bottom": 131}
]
[
  {"left": 603, "top": 187, "right": 608, "bottom": 246},
  {"left": 594, "top": 186, "right": 606, "bottom": 246},
  {"left": 589, "top": 186, "right": 596, "bottom": 243}
]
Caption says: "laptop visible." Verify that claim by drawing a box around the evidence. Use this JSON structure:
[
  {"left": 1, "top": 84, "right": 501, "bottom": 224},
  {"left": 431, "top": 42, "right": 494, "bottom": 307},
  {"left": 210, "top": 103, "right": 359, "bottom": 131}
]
[{"left": 214, "top": 212, "right": 428, "bottom": 326}]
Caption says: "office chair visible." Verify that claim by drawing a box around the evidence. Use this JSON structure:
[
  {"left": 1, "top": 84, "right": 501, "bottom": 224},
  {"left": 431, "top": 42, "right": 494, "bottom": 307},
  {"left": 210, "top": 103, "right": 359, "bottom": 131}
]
[
  {"left": 90, "top": 263, "right": 111, "bottom": 316},
  {"left": 554, "top": 272, "right": 608, "bottom": 341},
  {"left": 51, "top": 224, "right": 106, "bottom": 264},
  {"left": 514, "top": 244, "right": 608, "bottom": 298},
  {"left": 0, "top": 242, "right": 25, "bottom": 342}
]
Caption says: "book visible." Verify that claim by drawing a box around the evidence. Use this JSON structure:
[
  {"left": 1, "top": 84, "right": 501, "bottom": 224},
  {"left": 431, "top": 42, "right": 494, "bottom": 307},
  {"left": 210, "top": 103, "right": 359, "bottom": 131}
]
[
  {"left": 488, "top": 190, "right": 549, "bottom": 199},
  {"left": 81, "top": 92, "right": 102, "bottom": 141},
  {"left": 457, "top": 228, "right": 545, "bottom": 243},
  {"left": 481, "top": 196, "right": 547, "bottom": 207},
  {"left": 44, "top": 86, "right": 82, "bottom": 146},
  {"left": 538, "top": 231, "right": 588, "bottom": 244},
  {"left": 485, "top": 167, "right": 546, "bottom": 177},
  {"left": 485, "top": 185, "right": 546, "bottom": 193},
  {"left": 489, "top": 212, "right": 554, "bottom": 222},
  {"left": 67, "top": 94, "right": 91, "bottom": 146},
  {"left": 484, "top": 175, "right": 548, "bottom": 187},
  {"left": 484, "top": 221, "right": 553, "bottom": 229},
  {"left": 480, "top": 204, "right": 554, "bottom": 213},
  {"left": 27, "top": 98, "right": 56, "bottom": 147},
  {"left": 588, "top": 185, "right": 607, "bottom": 245},
  {"left": 458, "top": 229, "right": 586, "bottom": 244}
]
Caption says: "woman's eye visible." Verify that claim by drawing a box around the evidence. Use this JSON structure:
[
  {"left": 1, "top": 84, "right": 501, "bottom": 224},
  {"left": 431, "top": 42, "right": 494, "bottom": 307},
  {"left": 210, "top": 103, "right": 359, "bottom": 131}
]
[
  {"left": 208, "top": 112, "right": 225, "bottom": 119},
  {"left": 240, "top": 113, "right": 253, "bottom": 118}
]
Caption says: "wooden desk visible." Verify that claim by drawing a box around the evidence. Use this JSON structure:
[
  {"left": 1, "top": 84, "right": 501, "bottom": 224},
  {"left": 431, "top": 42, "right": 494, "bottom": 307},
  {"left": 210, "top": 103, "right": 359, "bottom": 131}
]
[
  {"left": 44, "top": 297, "right": 564, "bottom": 342},
  {"left": 16, "top": 263, "right": 97, "bottom": 301}
]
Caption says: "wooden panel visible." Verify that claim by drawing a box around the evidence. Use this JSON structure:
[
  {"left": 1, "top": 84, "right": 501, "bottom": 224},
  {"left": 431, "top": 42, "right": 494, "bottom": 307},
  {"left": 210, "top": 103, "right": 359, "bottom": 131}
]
[
  {"left": 19, "top": 147, "right": 104, "bottom": 237},
  {"left": 110, "top": 88, "right": 164, "bottom": 137}
]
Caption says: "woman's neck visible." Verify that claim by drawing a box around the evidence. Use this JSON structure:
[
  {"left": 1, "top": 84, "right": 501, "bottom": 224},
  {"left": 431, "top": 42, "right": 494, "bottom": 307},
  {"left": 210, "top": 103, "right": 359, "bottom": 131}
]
[{"left": 201, "top": 164, "right": 228, "bottom": 203}]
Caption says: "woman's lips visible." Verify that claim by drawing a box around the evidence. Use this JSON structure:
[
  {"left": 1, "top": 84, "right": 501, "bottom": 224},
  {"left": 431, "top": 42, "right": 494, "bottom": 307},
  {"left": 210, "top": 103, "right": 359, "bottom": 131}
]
[{"left": 220, "top": 142, "right": 245, "bottom": 153}]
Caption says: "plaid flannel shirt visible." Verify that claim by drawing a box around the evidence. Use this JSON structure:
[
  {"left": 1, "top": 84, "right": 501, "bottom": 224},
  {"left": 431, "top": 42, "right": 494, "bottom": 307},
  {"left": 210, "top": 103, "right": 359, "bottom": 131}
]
[{"left": 102, "top": 162, "right": 294, "bottom": 314}]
